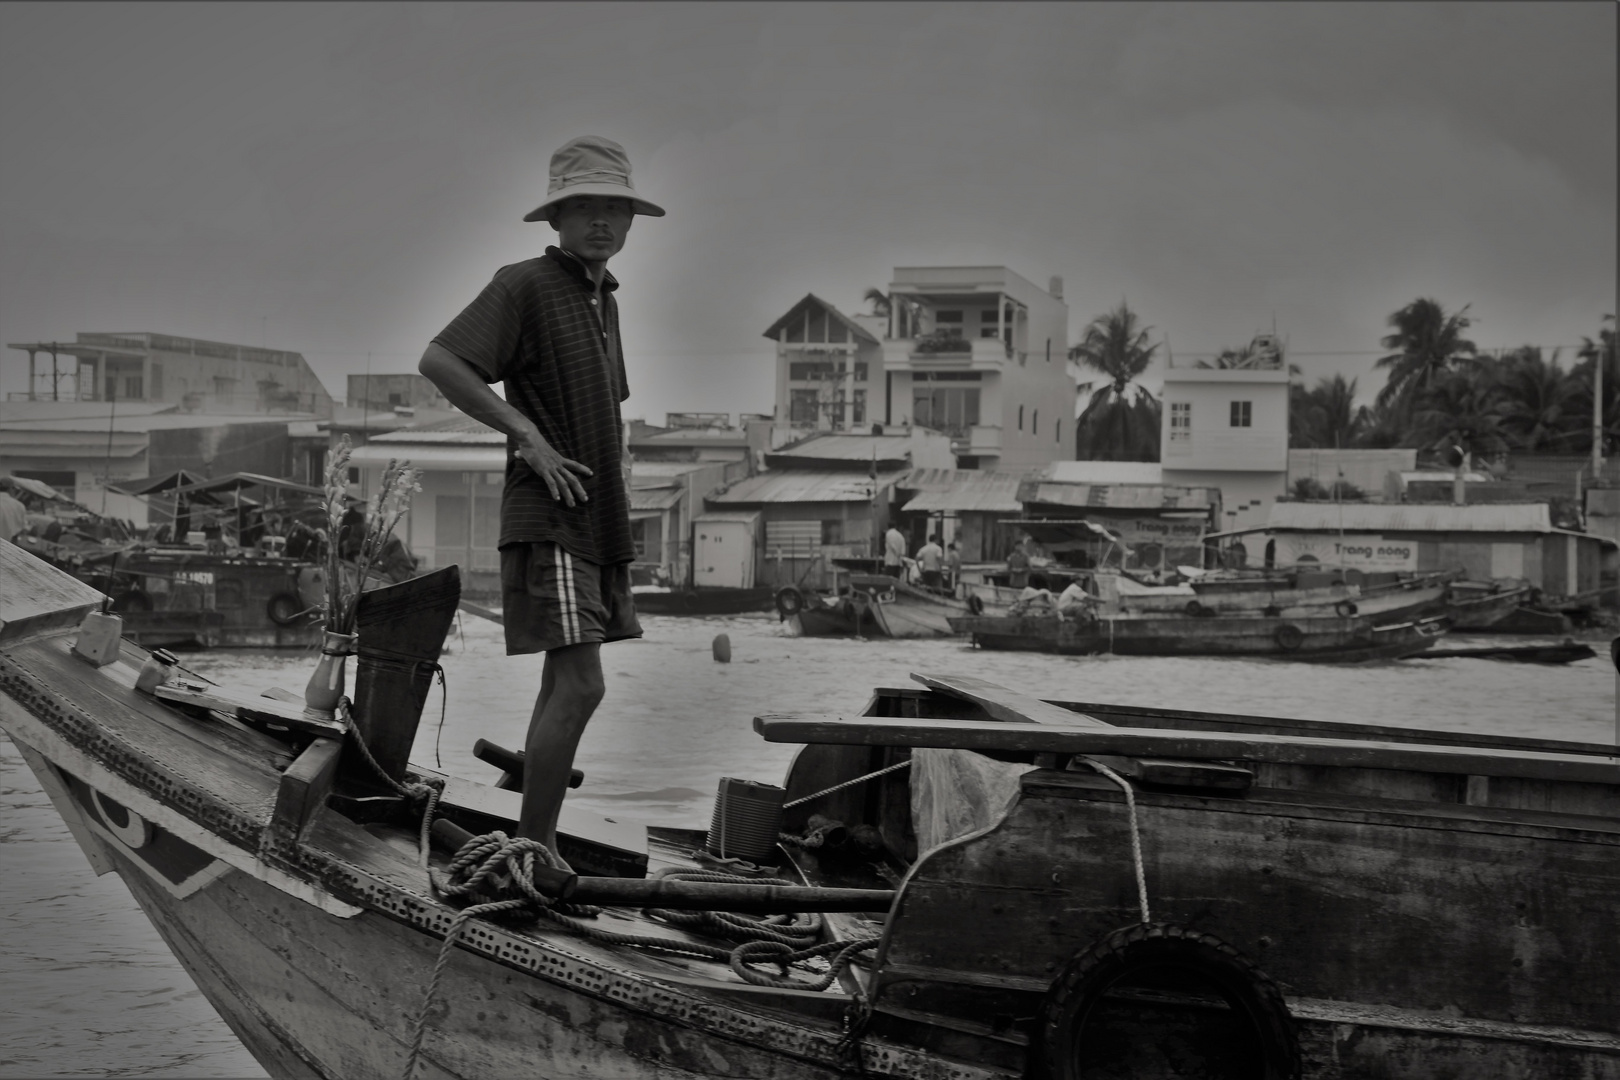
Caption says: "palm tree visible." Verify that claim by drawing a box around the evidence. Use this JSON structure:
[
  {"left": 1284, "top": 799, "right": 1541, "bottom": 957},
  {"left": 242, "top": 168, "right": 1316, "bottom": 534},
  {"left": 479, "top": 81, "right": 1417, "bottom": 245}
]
[
  {"left": 1289, "top": 374, "right": 1368, "bottom": 449},
  {"left": 1493, "top": 346, "right": 1576, "bottom": 451},
  {"left": 1069, "top": 302, "right": 1162, "bottom": 461},
  {"left": 862, "top": 288, "right": 891, "bottom": 318},
  {"left": 1375, "top": 298, "right": 1478, "bottom": 418},
  {"left": 1407, "top": 360, "right": 1508, "bottom": 458},
  {"left": 1570, "top": 315, "right": 1618, "bottom": 455}
]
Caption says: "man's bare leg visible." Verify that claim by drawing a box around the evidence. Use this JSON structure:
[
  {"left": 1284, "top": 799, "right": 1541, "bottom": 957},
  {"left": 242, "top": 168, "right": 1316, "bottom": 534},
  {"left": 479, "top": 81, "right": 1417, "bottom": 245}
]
[{"left": 518, "top": 642, "right": 604, "bottom": 857}]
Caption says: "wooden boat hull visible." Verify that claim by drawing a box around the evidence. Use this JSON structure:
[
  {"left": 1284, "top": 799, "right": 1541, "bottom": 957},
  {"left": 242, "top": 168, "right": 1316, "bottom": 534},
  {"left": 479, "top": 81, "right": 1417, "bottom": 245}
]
[
  {"left": 947, "top": 612, "right": 1449, "bottom": 662},
  {"left": 82, "top": 548, "right": 324, "bottom": 648},
  {"left": 1481, "top": 605, "right": 1575, "bottom": 635},
  {"left": 0, "top": 542, "right": 989, "bottom": 1080},
  {"left": 847, "top": 575, "right": 970, "bottom": 639},
  {"left": 1414, "top": 641, "right": 1598, "bottom": 664},
  {"left": 947, "top": 612, "right": 1449, "bottom": 661},
  {"left": 763, "top": 677, "right": 1620, "bottom": 1079},
  {"left": 1446, "top": 584, "right": 1535, "bottom": 630}
]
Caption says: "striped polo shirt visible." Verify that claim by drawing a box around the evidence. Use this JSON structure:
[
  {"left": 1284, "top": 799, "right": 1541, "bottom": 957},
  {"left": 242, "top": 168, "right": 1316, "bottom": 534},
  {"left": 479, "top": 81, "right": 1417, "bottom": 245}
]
[{"left": 433, "top": 246, "right": 635, "bottom": 565}]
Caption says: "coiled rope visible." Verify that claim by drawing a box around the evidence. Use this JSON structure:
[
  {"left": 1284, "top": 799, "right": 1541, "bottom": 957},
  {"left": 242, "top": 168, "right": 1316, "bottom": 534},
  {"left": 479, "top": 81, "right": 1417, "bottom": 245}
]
[{"left": 401, "top": 833, "right": 879, "bottom": 1079}]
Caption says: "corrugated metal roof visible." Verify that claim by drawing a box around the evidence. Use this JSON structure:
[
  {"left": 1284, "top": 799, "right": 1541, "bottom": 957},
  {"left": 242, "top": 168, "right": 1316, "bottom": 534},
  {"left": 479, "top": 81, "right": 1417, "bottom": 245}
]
[
  {"left": 707, "top": 469, "right": 908, "bottom": 505},
  {"left": 0, "top": 412, "right": 311, "bottom": 432},
  {"left": 368, "top": 419, "right": 505, "bottom": 444},
  {"left": 1266, "top": 502, "right": 1554, "bottom": 533},
  {"left": 899, "top": 469, "right": 1024, "bottom": 513},
  {"left": 632, "top": 461, "right": 721, "bottom": 478},
  {"left": 1038, "top": 461, "right": 1166, "bottom": 485},
  {"left": 633, "top": 427, "right": 746, "bottom": 444},
  {"left": 349, "top": 444, "right": 503, "bottom": 470},
  {"left": 630, "top": 487, "right": 683, "bottom": 511},
  {"left": 1018, "top": 480, "right": 1216, "bottom": 510},
  {"left": 769, "top": 433, "right": 915, "bottom": 463}
]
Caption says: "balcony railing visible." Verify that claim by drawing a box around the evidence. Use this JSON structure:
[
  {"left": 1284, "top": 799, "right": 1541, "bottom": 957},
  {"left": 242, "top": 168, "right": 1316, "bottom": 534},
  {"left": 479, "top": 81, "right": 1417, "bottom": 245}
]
[{"left": 906, "top": 336, "right": 1014, "bottom": 363}]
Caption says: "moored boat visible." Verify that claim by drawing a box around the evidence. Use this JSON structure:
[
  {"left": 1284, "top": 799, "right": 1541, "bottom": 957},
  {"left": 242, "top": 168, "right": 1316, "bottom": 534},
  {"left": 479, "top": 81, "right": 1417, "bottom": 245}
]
[
  {"left": 1445, "top": 580, "right": 1535, "bottom": 630},
  {"left": 948, "top": 610, "right": 1451, "bottom": 662},
  {"left": 4, "top": 538, "right": 1616, "bottom": 1079}
]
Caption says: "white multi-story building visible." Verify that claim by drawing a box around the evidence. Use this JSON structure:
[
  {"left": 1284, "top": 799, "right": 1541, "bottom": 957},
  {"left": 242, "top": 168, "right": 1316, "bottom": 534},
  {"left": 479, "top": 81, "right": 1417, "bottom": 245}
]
[
  {"left": 1159, "top": 361, "right": 1290, "bottom": 532},
  {"left": 881, "top": 266, "right": 1073, "bottom": 471},
  {"left": 763, "top": 267, "right": 1074, "bottom": 471}
]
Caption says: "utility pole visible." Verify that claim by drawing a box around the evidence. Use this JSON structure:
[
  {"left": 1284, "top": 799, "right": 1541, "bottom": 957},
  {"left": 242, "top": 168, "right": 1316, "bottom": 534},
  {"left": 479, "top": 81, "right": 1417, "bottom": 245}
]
[{"left": 1594, "top": 344, "right": 1605, "bottom": 479}]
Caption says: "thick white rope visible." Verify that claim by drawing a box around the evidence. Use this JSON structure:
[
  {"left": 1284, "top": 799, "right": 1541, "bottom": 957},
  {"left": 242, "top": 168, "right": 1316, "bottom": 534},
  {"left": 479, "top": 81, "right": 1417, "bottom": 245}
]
[{"left": 1079, "top": 757, "right": 1151, "bottom": 924}]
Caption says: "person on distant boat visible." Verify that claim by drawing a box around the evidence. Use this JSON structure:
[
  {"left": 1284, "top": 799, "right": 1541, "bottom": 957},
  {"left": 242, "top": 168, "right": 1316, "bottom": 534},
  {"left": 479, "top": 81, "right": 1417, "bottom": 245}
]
[
  {"left": 916, "top": 533, "right": 945, "bottom": 590},
  {"left": 1056, "top": 579, "right": 1095, "bottom": 619},
  {"left": 418, "top": 135, "right": 662, "bottom": 863},
  {"left": 944, "top": 541, "right": 961, "bottom": 589},
  {"left": 1006, "top": 535, "right": 1031, "bottom": 588},
  {"left": 882, "top": 523, "right": 906, "bottom": 577},
  {"left": 1009, "top": 572, "right": 1056, "bottom": 615}
]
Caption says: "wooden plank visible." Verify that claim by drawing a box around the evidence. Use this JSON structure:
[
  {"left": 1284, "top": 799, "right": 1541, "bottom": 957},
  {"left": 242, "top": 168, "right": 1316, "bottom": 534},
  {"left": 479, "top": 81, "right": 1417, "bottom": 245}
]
[
  {"left": 0, "top": 539, "right": 107, "bottom": 645},
  {"left": 753, "top": 713, "right": 1620, "bottom": 786},
  {"left": 266, "top": 737, "right": 342, "bottom": 846},
  {"left": 154, "top": 682, "right": 346, "bottom": 739},
  {"left": 911, "top": 673, "right": 1109, "bottom": 728},
  {"left": 1047, "top": 698, "right": 1618, "bottom": 758},
  {"left": 429, "top": 773, "right": 650, "bottom": 877}
]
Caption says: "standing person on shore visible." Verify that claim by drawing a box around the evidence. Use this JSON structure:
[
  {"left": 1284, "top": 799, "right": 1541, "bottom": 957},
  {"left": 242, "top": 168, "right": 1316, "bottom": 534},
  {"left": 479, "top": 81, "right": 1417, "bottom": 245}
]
[
  {"left": 418, "top": 135, "right": 663, "bottom": 862},
  {"left": 883, "top": 522, "right": 906, "bottom": 578},
  {"left": 916, "top": 533, "right": 945, "bottom": 590}
]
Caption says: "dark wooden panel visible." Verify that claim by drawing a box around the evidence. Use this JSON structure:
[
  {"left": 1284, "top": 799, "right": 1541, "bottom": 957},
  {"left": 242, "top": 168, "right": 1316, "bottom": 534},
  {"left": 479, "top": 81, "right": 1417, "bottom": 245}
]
[
  {"left": 881, "top": 780, "right": 1620, "bottom": 1033},
  {"left": 754, "top": 714, "right": 1620, "bottom": 785}
]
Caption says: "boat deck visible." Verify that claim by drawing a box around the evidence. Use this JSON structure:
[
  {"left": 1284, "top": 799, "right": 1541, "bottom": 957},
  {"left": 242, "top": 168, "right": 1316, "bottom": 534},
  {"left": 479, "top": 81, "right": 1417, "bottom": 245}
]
[{"left": 0, "top": 627, "right": 880, "bottom": 1007}]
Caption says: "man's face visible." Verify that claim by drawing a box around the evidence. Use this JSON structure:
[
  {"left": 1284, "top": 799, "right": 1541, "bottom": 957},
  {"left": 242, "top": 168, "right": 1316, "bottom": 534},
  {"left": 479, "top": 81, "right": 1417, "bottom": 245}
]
[{"left": 549, "top": 195, "right": 634, "bottom": 263}]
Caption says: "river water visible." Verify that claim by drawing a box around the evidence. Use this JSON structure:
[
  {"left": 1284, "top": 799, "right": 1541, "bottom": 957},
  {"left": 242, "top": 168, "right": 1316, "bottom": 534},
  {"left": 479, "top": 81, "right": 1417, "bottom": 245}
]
[{"left": 2, "top": 612, "right": 1613, "bottom": 1078}]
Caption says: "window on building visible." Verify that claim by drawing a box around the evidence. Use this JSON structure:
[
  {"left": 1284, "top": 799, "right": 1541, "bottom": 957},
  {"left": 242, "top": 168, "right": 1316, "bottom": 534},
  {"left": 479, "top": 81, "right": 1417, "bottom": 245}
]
[
  {"left": 1018, "top": 404, "right": 1024, "bottom": 431},
  {"left": 789, "top": 361, "right": 836, "bottom": 380},
  {"left": 1055, "top": 419, "right": 1061, "bottom": 444},
  {"left": 1046, "top": 338, "right": 1051, "bottom": 363},
  {"left": 1033, "top": 409, "right": 1039, "bottom": 435},
  {"left": 1170, "top": 402, "right": 1191, "bottom": 442},
  {"left": 821, "top": 519, "right": 844, "bottom": 545},
  {"left": 790, "top": 389, "right": 819, "bottom": 423},
  {"left": 852, "top": 389, "right": 866, "bottom": 424},
  {"left": 936, "top": 310, "right": 963, "bottom": 324},
  {"left": 1230, "top": 400, "right": 1252, "bottom": 428},
  {"left": 912, "top": 387, "right": 980, "bottom": 433},
  {"left": 123, "top": 375, "right": 144, "bottom": 400},
  {"left": 854, "top": 362, "right": 868, "bottom": 382}
]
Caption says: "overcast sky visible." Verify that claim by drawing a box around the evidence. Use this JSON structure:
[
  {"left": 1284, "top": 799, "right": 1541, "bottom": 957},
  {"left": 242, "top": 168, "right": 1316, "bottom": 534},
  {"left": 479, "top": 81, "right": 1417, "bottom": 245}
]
[{"left": 1, "top": 2, "right": 1614, "bottom": 421}]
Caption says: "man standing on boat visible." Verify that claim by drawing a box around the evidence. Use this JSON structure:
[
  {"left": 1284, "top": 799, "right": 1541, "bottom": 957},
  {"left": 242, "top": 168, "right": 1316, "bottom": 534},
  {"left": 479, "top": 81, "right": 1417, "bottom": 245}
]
[{"left": 418, "top": 135, "right": 663, "bottom": 862}]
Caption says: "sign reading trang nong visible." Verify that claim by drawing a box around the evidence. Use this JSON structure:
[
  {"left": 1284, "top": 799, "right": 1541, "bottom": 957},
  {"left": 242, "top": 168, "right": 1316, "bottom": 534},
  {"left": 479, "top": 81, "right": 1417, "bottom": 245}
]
[
  {"left": 1109, "top": 518, "right": 1206, "bottom": 544},
  {"left": 1274, "top": 533, "right": 1418, "bottom": 571}
]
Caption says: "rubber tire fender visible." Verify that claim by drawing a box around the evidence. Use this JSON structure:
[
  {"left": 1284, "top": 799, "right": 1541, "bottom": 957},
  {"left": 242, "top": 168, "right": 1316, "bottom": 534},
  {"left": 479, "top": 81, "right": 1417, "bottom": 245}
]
[
  {"left": 1185, "top": 599, "right": 1206, "bottom": 617},
  {"left": 1334, "top": 599, "right": 1359, "bottom": 618},
  {"left": 774, "top": 585, "right": 805, "bottom": 619},
  {"left": 266, "top": 592, "right": 308, "bottom": 626},
  {"left": 967, "top": 593, "right": 986, "bottom": 616},
  {"left": 1036, "top": 922, "right": 1301, "bottom": 1080},
  {"left": 1274, "top": 623, "right": 1305, "bottom": 652}
]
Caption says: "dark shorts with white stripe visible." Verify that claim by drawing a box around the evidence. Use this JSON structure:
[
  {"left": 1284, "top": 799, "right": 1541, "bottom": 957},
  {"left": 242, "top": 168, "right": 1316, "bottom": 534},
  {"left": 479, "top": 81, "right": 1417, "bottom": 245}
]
[{"left": 499, "top": 541, "right": 643, "bottom": 655}]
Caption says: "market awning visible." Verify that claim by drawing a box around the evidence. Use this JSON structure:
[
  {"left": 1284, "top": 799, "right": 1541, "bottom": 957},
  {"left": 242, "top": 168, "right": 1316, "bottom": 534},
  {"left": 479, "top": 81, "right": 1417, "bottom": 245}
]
[{"left": 170, "top": 472, "right": 325, "bottom": 499}]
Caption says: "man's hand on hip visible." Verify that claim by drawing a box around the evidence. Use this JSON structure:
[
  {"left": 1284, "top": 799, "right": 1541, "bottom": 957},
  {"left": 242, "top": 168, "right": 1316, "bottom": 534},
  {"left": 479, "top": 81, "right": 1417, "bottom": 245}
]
[{"left": 518, "top": 433, "right": 592, "bottom": 507}]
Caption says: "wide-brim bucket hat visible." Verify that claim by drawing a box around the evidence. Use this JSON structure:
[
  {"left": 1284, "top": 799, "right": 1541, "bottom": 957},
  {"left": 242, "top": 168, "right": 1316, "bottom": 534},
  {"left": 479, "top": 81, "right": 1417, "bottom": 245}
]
[{"left": 523, "top": 135, "right": 665, "bottom": 221}]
